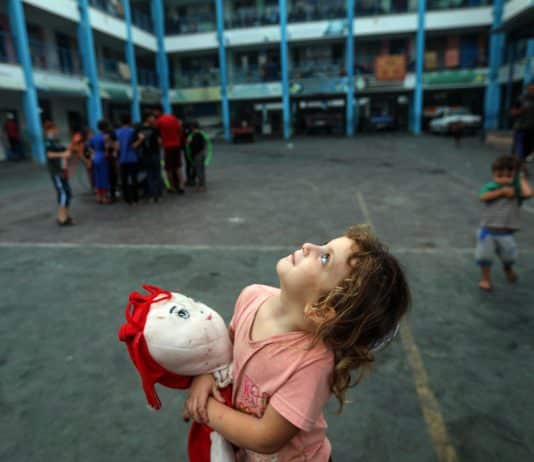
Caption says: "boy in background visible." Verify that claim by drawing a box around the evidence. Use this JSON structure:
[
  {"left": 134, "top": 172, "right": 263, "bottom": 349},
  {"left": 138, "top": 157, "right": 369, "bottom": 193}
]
[{"left": 476, "top": 156, "right": 533, "bottom": 291}]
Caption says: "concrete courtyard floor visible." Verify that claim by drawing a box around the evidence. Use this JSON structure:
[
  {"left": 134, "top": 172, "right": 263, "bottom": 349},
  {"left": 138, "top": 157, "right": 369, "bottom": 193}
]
[{"left": 1, "top": 134, "right": 533, "bottom": 462}]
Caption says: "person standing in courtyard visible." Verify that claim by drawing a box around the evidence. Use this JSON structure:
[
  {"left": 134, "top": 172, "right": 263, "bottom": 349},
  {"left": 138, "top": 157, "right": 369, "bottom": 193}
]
[
  {"left": 186, "top": 121, "right": 210, "bottom": 192},
  {"left": 44, "top": 120, "right": 74, "bottom": 226},
  {"left": 3, "top": 113, "right": 24, "bottom": 161},
  {"left": 510, "top": 81, "right": 534, "bottom": 162},
  {"left": 134, "top": 111, "right": 163, "bottom": 202},
  {"left": 87, "top": 120, "right": 111, "bottom": 204},
  {"left": 115, "top": 114, "right": 139, "bottom": 205},
  {"left": 475, "top": 155, "right": 534, "bottom": 291},
  {"left": 153, "top": 104, "right": 185, "bottom": 194}
]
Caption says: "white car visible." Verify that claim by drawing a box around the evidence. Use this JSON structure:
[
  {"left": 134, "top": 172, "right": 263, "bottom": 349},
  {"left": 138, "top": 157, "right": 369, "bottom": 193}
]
[{"left": 429, "top": 108, "right": 481, "bottom": 134}]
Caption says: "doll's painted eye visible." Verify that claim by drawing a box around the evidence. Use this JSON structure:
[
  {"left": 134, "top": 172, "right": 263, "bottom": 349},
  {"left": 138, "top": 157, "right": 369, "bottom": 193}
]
[
  {"left": 320, "top": 253, "right": 330, "bottom": 265},
  {"left": 169, "top": 306, "right": 190, "bottom": 319},
  {"left": 177, "top": 309, "right": 190, "bottom": 319}
]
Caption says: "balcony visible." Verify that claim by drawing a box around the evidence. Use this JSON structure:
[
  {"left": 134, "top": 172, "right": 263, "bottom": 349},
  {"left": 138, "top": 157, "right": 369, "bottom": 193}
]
[
  {"left": 89, "top": 0, "right": 124, "bottom": 19},
  {"left": 225, "top": 6, "right": 280, "bottom": 29},
  {"left": 0, "top": 30, "right": 17, "bottom": 64},
  {"left": 165, "top": 14, "right": 216, "bottom": 35},
  {"left": 28, "top": 38, "right": 82, "bottom": 75},
  {"left": 138, "top": 67, "right": 158, "bottom": 87},
  {"left": 132, "top": 8, "right": 153, "bottom": 33},
  {"left": 427, "top": 0, "right": 492, "bottom": 9},
  {"left": 100, "top": 57, "right": 130, "bottom": 82},
  {"left": 175, "top": 69, "right": 219, "bottom": 88}
]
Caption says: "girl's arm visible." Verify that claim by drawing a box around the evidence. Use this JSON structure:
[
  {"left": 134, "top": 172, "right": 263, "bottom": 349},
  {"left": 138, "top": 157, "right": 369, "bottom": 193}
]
[
  {"left": 185, "top": 398, "right": 299, "bottom": 455},
  {"left": 520, "top": 174, "right": 534, "bottom": 199}
]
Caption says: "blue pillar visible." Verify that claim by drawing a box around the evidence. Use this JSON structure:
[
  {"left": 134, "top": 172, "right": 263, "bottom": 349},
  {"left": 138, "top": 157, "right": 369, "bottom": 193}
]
[
  {"left": 123, "top": 0, "right": 141, "bottom": 122},
  {"left": 484, "top": 0, "right": 504, "bottom": 131},
  {"left": 77, "top": 0, "right": 102, "bottom": 132},
  {"left": 524, "top": 39, "right": 534, "bottom": 89},
  {"left": 411, "top": 0, "right": 425, "bottom": 135},
  {"left": 8, "top": 0, "right": 45, "bottom": 163},
  {"left": 279, "top": 0, "right": 291, "bottom": 140},
  {"left": 151, "top": 0, "right": 171, "bottom": 113},
  {"left": 215, "top": 0, "right": 231, "bottom": 142},
  {"left": 345, "top": 0, "right": 355, "bottom": 136}
]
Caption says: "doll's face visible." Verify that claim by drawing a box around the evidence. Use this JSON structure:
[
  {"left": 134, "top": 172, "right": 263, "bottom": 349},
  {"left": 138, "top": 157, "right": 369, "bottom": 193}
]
[{"left": 144, "top": 292, "right": 232, "bottom": 376}]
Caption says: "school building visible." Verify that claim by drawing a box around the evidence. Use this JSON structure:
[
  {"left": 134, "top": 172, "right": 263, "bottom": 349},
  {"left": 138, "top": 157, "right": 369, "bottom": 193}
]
[{"left": 0, "top": 0, "right": 533, "bottom": 163}]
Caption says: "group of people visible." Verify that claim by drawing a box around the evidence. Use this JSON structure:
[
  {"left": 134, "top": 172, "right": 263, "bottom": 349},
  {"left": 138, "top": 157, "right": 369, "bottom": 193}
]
[{"left": 45, "top": 104, "right": 209, "bottom": 226}]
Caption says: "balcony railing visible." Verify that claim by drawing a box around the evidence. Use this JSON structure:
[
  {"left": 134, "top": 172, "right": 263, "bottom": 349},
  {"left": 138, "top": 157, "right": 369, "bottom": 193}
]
[
  {"left": 89, "top": 0, "right": 124, "bottom": 19},
  {"left": 225, "top": 6, "right": 280, "bottom": 29},
  {"left": 175, "top": 69, "right": 219, "bottom": 88},
  {"left": 291, "top": 60, "right": 345, "bottom": 79},
  {"left": 138, "top": 67, "right": 158, "bottom": 87},
  {"left": 100, "top": 57, "right": 130, "bottom": 81},
  {"left": 132, "top": 8, "right": 153, "bottom": 33},
  {"left": 165, "top": 14, "right": 216, "bottom": 35},
  {"left": 0, "top": 29, "right": 17, "bottom": 64},
  {"left": 427, "top": 0, "right": 491, "bottom": 10}
]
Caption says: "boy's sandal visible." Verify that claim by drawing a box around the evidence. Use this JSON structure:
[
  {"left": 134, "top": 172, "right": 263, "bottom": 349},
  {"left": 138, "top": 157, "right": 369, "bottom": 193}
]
[
  {"left": 478, "top": 281, "right": 492, "bottom": 292},
  {"left": 57, "top": 217, "right": 75, "bottom": 226}
]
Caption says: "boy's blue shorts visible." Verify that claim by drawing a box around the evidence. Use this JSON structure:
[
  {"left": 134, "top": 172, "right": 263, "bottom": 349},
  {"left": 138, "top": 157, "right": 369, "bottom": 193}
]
[{"left": 475, "top": 228, "right": 517, "bottom": 267}]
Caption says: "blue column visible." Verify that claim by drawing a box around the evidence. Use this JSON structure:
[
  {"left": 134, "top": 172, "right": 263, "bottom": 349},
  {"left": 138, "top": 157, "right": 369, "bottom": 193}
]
[
  {"left": 215, "top": 0, "right": 231, "bottom": 142},
  {"left": 8, "top": 0, "right": 45, "bottom": 163},
  {"left": 151, "top": 0, "right": 171, "bottom": 113},
  {"left": 524, "top": 39, "right": 534, "bottom": 89},
  {"left": 279, "top": 0, "right": 290, "bottom": 140},
  {"left": 484, "top": 0, "right": 504, "bottom": 130},
  {"left": 411, "top": 0, "right": 425, "bottom": 135},
  {"left": 123, "top": 0, "right": 141, "bottom": 122},
  {"left": 77, "top": 0, "right": 102, "bottom": 132},
  {"left": 345, "top": 0, "right": 355, "bottom": 136}
]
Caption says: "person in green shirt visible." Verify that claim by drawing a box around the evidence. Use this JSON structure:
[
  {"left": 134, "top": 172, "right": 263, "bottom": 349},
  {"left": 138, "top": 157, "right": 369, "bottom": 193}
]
[{"left": 475, "top": 156, "right": 533, "bottom": 291}]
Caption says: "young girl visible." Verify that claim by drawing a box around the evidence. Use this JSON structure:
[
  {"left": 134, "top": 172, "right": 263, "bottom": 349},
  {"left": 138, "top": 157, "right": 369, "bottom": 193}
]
[
  {"left": 87, "top": 120, "right": 111, "bottom": 204},
  {"left": 183, "top": 225, "right": 410, "bottom": 461}
]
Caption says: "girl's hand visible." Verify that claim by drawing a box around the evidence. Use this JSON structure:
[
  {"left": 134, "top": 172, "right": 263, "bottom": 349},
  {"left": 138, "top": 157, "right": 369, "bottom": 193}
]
[{"left": 182, "top": 373, "right": 225, "bottom": 425}]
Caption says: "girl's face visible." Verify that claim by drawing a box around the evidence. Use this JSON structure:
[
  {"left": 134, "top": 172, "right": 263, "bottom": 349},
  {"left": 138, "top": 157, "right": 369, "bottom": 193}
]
[{"left": 277, "top": 236, "right": 355, "bottom": 305}]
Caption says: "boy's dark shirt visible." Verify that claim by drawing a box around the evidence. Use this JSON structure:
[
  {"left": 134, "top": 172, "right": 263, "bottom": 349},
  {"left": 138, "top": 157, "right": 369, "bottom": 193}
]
[
  {"left": 45, "top": 137, "right": 67, "bottom": 176},
  {"left": 135, "top": 125, "right": 160, "bottom": 163},
  {"left": 189, "top": 131, "right": 206, "bottom": 156}
]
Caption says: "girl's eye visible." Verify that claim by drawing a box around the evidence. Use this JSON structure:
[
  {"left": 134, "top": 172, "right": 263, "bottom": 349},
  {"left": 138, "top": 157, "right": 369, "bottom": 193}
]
[{"left": 320, "top": 254, "right": 330, "bottom": 265}]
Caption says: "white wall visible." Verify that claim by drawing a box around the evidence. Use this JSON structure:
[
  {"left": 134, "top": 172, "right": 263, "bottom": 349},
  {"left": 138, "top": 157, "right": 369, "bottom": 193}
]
[{"left": 503, "top": 0, "right": 534, "bottom": 23}]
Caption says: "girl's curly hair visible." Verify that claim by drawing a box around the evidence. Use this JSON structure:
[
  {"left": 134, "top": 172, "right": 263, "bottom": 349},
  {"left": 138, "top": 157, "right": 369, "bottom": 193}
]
[{"left": 311, "top": 225, "right": 410, "bottom": 413}]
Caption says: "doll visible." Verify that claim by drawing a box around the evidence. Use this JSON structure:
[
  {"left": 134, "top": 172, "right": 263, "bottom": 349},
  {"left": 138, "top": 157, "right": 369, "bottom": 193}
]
[{"left": 118, "top": 285, "right": 235, "bottom": 462}]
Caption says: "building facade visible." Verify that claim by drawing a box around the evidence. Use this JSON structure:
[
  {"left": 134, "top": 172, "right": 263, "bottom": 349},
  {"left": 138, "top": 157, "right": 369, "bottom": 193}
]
[{"left": 0, "top": 0, "right": 532, "bottom": 162}]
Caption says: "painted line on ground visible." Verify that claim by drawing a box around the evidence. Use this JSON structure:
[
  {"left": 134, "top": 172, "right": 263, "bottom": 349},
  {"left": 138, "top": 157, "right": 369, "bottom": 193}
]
[
  {"left": 1, "top": 241, "right": 534, "bottom": 255},
  {"left": 356, "top": 190, "right": 460, "bottom": 462}
]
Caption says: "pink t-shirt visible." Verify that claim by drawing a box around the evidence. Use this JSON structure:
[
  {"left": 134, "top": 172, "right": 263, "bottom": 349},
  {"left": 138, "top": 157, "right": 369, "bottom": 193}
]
[{"left": 230, "top": 284, "right": 334, "bottom": 462}]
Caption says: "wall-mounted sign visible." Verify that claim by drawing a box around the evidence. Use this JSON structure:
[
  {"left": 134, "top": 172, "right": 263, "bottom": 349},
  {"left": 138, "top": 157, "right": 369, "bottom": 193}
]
[{"left": 375, "top": 55, "right": 406, "bottom": 81}]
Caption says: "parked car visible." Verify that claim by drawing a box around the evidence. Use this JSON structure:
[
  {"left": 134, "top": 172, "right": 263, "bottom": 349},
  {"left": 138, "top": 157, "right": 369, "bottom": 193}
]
[
  {"left": 429, "top": 107, "right": 481, "bottom": 134},
  {"left": 304, "top": 111, "right": 343, "bottom": 134}
]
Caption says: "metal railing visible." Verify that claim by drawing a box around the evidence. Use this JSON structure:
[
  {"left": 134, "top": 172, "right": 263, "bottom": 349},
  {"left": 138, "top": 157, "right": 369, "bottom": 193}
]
[
  {"left": 165, "top": 14, "right": 216, "bottom": 35},
  {"left": 225, "top": 6, "right": 280, "bottom": 29},
  {"left": 132, "top": 8, "right": 153, "bottom": 33},
  {"left": 0, "top": 29, "right": 17, "bottom": 64},
  {"left": 138, "top": 67, "right": 158, "bottom": 87},
  {"left": 427, "top": 0, "right": 491, "bottom": 10},
  {"left": 174, "top": 69, "right": 219, "bottom": 88},
  {"left": 89, "top": 0, "right": 124, "bottom": 19},
  {"left": 100, "top": 57, "right": 130, "bottom": 81},
  {"left": 291, "top": 60, "right": 345, "bottom": 79}
]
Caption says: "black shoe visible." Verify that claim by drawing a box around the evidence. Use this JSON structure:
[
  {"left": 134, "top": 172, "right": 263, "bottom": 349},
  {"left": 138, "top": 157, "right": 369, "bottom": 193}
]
[{"left": 177, "top": 189, "right": 185, "bottom": 195}]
